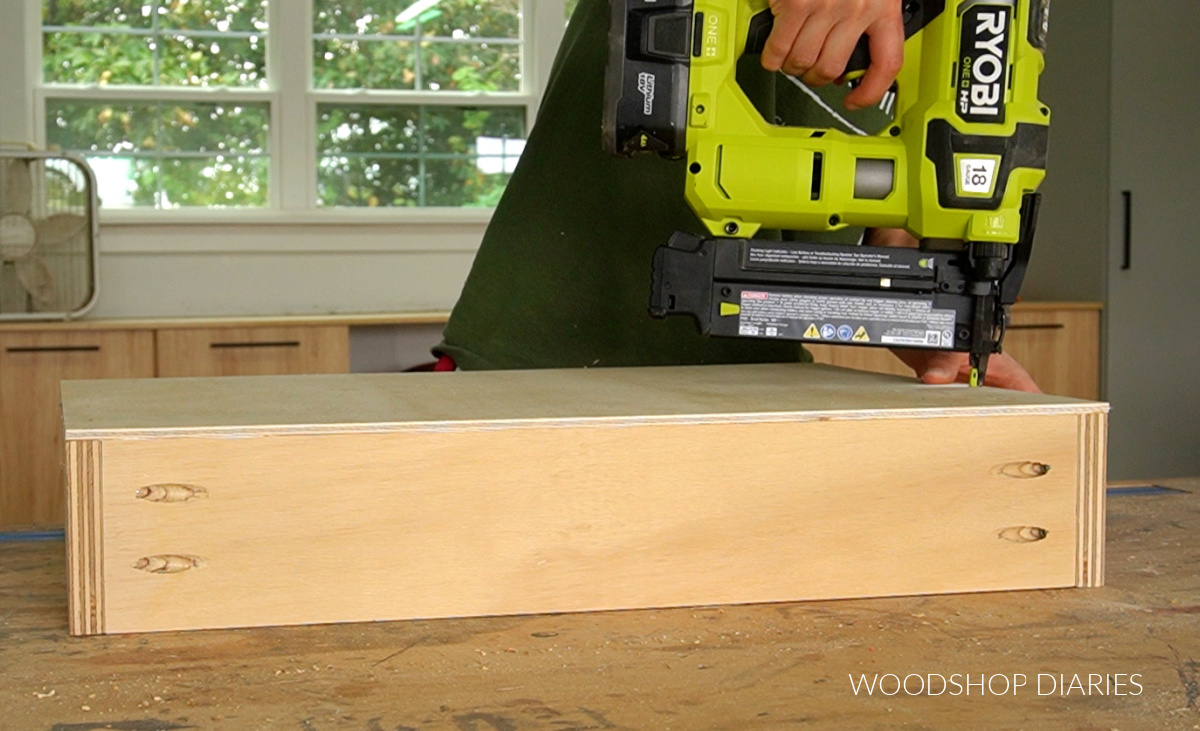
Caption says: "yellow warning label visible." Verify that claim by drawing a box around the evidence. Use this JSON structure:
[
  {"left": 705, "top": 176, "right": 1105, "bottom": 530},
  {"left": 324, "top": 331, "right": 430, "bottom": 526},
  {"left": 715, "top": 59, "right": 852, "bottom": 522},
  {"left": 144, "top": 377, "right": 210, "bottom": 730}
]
[
  {"left": 803, "top": 323, "right": 821, "bottom": 339},
  {"left": 852, "top": 326, "right": 870, "bottom": 342},
  {"left": 719, "top": 302, "right": 740, "bottom": 317}
]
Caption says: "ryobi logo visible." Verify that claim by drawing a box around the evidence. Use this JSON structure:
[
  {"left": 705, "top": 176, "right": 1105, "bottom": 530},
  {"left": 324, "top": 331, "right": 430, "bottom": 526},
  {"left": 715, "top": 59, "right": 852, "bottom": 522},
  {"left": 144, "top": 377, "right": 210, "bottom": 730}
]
[{"left": 957, "top": 5, "right": 1011, "bottom": 123}]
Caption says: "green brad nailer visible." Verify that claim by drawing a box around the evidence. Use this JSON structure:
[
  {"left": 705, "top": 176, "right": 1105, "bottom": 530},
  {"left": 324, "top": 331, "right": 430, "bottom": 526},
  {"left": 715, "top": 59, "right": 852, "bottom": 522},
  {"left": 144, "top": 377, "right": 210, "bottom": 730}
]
[{"left": 603, "top": 0, "right": 1051, "bottom": 386}]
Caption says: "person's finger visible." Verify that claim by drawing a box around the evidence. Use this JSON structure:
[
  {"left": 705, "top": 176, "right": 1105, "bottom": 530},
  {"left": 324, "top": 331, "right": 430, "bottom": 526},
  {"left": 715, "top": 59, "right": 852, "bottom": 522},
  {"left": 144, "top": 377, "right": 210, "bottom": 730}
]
[
  {"left": 844, "top": 12, "right": 904, "bottom": 110},
  {"left": 981, "top": 353, "right": 1043, "bottom": 393},
  {"left": 917, "top": 351, "right": 967, "bottom": 384},
  {"left": 891, "top": 348, "right": 1042, "bottom": 393},
  {"left": 781, "top": 14, "right": 834, "bottom": 77},
  {"left": 890, "top": 347, "right": 957, "bottom": 383},
  {"left": 761, "top": 3, "right": 809, "bottom": 73},
  {"left": 801, "top": 20, "right": 865, "bottom": 87},
  {"left": 864, "top": 227, "right": 919, "bottom": 248}
]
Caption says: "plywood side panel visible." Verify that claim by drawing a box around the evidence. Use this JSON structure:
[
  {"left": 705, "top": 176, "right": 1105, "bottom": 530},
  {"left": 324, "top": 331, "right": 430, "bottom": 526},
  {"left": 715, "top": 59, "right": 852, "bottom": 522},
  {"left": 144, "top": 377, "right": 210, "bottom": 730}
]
[{"left": 93, "top": 413, "right": 1081, "bottom": 634}]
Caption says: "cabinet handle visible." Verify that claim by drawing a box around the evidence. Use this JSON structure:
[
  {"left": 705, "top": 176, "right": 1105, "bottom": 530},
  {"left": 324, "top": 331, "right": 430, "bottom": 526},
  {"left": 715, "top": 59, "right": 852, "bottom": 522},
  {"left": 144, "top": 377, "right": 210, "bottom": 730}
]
[
  {"left": 210, "top": 340, "right": 301, "bottom": 350},
  {"left": 6, "top": 345, "right": 101, "bottom": 354},
  {"left": 1121, "top": 190, "right": 1133, "bottom": 270},
  {"left": 1006, "top": 323, "right": 1064, "bottom": 331}
]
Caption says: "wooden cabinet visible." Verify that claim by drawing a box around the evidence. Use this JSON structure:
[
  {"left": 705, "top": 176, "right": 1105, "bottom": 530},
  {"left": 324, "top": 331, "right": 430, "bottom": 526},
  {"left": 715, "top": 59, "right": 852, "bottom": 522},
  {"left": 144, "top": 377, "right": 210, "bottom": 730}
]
[
  {"left": 156, "top": 326, "right": 349, "bottom": 378},
  {"left": 0, "top": 330, "right": 155, "bottom": 527},
  {"left": 1003, "top": 305, "right": 1101, "bottom": 400},
  {"left": 805, "top": 303, "right": 1101, "bottom": 400},
  {"left": 0, "top": 315, "right": 434, "bottom": 529}
]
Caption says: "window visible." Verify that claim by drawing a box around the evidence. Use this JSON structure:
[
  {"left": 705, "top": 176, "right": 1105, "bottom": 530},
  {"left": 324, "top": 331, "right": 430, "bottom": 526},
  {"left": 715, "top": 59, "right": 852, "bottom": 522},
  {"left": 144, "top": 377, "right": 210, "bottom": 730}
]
[
  {"left": 311, "top": 0, "right": 525, "bottom": 207},
  {"left": 36, "top": 0, "right": 567, "bottom": 212}
]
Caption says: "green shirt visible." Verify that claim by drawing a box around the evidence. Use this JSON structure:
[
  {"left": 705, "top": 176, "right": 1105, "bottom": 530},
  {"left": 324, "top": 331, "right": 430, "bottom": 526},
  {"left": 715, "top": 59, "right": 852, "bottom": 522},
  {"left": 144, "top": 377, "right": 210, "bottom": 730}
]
[{"left": 436, "top": 0, "right": 891, "bottom": 370}]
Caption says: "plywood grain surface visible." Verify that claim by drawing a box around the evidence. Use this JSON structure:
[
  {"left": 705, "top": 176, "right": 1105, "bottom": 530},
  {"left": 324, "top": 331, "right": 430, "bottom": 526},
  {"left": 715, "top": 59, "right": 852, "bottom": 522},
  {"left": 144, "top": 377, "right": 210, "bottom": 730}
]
[
  {"left": 1, "top": 478, "right": 1194, "bottom": 730},
  {"left": 62, "top": 363, "right": 1096, "bottom": 437},
  {"left": 62, "top": 364, "right": 1107, "bottom": 635},
  {"left": 94, "top": 414, "right": 1081, "bottom": 633}
]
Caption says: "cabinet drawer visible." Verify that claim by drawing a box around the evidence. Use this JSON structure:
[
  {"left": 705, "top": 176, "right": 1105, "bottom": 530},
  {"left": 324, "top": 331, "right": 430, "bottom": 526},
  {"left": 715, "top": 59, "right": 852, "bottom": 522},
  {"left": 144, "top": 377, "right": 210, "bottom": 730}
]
[
  {"left": 155, "top": 326, "right": 349, "bottom": 378},
  {"left": 0, "top": 330, "right": 154, "bottom": 527},
  {"left": 1003, "top": 308, "right": 1100, "bottom": 400},
  {"left": 85, "top": 413, "right": 1088, "bottom": 634}
]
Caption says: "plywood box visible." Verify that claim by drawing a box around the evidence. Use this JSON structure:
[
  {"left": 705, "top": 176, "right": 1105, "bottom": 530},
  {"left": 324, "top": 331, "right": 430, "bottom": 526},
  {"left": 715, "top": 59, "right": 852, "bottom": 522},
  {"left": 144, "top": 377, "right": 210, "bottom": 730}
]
[{"left": 61, "top": 364, "right": 1108, "bottom": 636}]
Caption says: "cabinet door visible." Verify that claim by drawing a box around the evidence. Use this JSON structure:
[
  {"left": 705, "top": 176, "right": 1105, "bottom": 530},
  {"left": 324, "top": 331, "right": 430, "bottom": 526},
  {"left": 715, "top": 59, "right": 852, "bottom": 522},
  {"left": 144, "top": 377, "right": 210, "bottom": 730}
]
[
  {"left": 1107, "top": 0, "right": 1200, "bottom": 479},
  {"left": 155, "top": 326, "right": 350, "bottom": 378},
  {"left": 0, "top": 330, "right": 155, "bottom": 528}
]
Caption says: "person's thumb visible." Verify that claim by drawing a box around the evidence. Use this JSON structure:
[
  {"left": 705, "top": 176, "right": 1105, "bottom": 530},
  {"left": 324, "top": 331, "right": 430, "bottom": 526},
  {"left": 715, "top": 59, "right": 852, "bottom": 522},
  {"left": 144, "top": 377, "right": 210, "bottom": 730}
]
[{"left": 918, "top": 352, "right": 967, "bottom": 384}]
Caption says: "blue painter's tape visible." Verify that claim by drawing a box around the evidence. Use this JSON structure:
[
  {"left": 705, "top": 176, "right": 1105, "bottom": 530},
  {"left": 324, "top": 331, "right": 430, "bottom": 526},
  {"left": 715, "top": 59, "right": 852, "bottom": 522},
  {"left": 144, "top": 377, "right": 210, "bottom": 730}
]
[
  {"left": 0, "top": 530, "right": 65, "bottom": 542},
  {"left": 1107, "top": 485, "right": 1186, "bottom": 497}
]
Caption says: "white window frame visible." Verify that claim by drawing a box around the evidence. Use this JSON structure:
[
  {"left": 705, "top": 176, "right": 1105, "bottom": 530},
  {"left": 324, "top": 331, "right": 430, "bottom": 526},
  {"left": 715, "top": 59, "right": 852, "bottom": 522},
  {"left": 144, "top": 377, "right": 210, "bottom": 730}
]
[{"left": 24, "top": 0, "right": 566, "bottom": 224}]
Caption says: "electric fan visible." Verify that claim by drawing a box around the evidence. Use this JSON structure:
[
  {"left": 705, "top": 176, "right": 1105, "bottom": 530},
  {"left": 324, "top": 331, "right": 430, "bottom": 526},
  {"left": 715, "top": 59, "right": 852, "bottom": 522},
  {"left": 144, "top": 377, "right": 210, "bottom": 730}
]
[{"left": 0, "top": 149, "right": 99, "bottom": 319}]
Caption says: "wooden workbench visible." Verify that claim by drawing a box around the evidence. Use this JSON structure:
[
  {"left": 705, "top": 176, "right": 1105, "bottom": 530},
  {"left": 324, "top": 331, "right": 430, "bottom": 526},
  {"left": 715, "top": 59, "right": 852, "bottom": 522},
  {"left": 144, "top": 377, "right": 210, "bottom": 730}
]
[{"left": 2, "top": 478, "right": 1197, "bottom": 730}]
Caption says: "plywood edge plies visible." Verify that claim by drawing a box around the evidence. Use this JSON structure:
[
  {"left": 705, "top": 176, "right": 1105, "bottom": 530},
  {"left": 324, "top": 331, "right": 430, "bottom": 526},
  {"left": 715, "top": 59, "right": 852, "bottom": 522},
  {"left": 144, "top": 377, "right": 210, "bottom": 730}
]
[{"left": 65, "top": 439, "right": 104, "bottom": 636}]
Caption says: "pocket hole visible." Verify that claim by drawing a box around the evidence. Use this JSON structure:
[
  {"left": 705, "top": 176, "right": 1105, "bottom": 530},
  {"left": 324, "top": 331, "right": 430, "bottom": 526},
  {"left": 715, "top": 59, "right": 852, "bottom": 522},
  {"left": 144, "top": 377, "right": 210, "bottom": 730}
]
[
  {"left": 997, "top": 461, "right": 1051, "bottom": 479},
  {"left": 999, "top": 526, "right": 1048, "bottom": 543}
]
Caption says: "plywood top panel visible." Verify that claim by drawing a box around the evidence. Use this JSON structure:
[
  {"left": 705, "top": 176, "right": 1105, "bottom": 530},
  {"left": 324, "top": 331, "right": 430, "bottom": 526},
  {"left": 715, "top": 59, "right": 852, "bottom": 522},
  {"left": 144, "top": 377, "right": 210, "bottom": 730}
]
[{"left": 62, "top": 364, "right": 1106, "bottom": 439}]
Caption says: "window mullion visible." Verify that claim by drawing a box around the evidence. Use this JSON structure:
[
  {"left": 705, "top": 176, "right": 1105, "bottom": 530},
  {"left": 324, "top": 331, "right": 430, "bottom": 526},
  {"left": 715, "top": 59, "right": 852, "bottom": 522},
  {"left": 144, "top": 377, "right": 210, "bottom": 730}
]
[
  {"left": 272, "top": 0, "right": 314, "bottom": 210},
  {"left": 308, "top": 89, "right": 535, "bottom": 106},
  {"left": 40, "top": 86, "right": 276, "bottom": 103},
  {"left": 150, "top": 0, "right": 161, "bottom": 85},
  {"left": 529, "top": 0, "right": 566, "bottom": 121},
  {"left": 19, "top": 0, "right": 40, "bottom": 146}
]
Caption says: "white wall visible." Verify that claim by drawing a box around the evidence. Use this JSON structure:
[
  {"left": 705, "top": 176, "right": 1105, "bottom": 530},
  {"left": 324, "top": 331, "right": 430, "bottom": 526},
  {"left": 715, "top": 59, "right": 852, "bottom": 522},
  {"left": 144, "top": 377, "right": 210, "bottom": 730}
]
[{"left": 92, "top": 222, "right": 483, "bottom": 317}]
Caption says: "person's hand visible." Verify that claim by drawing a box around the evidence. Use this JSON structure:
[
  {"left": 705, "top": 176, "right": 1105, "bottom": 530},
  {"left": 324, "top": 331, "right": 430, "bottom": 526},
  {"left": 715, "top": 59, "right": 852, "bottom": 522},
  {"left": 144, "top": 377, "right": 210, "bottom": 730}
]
[
  {"left": 760, "top": 0, "right": 905, "bottom": 110},
  {"left": 862, "top": 228, "right": 1041, "bottom": 393},
  {"left": 864, "top": 226, "right": 917, "bottom": 248},
  {"left": 890, "top": 349, "right": 1042, "bottom": 393}
]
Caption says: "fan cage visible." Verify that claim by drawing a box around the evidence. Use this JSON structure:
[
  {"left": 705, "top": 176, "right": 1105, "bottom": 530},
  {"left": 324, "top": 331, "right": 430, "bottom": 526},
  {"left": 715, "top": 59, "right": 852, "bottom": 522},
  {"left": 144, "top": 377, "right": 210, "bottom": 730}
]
[{"left": 0, "top": 150, "right": 100, "bottom": 320}]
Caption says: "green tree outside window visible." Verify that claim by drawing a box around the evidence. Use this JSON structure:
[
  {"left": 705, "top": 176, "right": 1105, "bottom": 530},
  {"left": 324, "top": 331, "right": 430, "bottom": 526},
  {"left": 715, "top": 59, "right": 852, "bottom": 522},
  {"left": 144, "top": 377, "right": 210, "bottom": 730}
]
[{"left": 42, "top": 0, "right": 530, "bottom": 209}]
